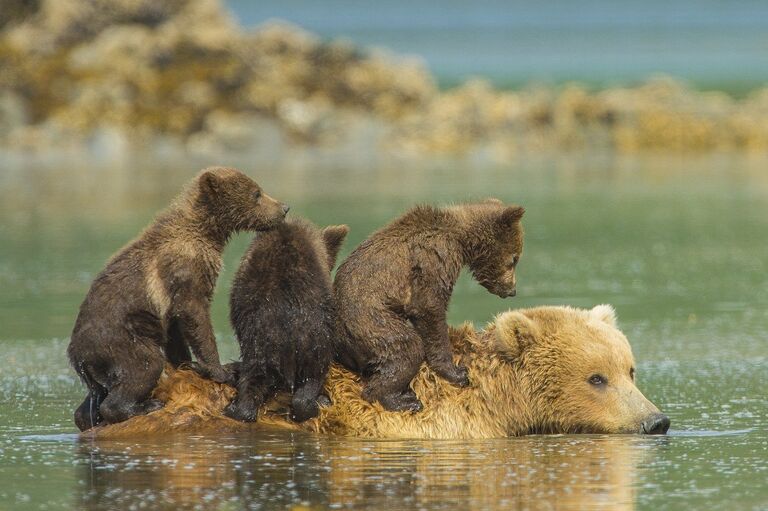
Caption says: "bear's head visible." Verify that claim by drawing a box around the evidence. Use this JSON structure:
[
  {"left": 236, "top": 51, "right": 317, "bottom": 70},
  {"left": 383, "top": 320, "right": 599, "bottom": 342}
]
[
  {"left": 457, "top": 200, "right": 524, "bottom": 298},
  {"left": 490, "top": 305, "right": 669, "bottom": 435},
  {"left": 194, "top": 167, "right": 289, "bottom": 233}
]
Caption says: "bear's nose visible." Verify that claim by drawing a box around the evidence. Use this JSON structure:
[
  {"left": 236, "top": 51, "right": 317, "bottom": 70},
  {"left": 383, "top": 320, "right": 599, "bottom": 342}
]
[
  {"left": 641, "top": 413, "right": 670, "bottom": 435},
  {"left": 508, "top": 288, "right": 516, "bottom": 297},
  {"left": 282, "top": 204, "right": 290, "bottom": 216}
]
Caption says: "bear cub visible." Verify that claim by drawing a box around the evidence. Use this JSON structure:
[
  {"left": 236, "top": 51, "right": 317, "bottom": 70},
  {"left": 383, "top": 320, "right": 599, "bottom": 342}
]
[
  {"left": 68, "top": 167, "right": 289, "bottom": 431},
  {"left": 333, "top": 200, "right": 524, "bottom": 412},
  {"left": 226, "top": 218, "right": 349, "bottom": 422}
]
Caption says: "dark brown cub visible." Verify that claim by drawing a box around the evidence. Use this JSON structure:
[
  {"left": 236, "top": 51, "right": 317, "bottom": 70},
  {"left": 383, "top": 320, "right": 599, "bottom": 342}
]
[
  {"left": 226, "top": 218, "right": 349, "bottom": 423},
  {"left": 333, "top": 200, "right": 524, "bottom": 412},
  {"left": 67, "top": 167, "right": 289, "bottom": 431}
]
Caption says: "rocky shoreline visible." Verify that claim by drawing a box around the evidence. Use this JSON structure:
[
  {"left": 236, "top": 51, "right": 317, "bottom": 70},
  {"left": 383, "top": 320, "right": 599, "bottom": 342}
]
[{"left": 2, "top": 0, "right": 768, "bottom": 160}]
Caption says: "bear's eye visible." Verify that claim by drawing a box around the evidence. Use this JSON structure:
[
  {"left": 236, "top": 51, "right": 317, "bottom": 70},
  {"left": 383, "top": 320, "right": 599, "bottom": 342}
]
[
  {"left": 629, "top": 367, "right": 635, "bottom": 380},
  {"left": 253, "top": 190, "right": 262, "bottom": 200},
  {"left": 588, "top": 374, "right": 607, "bottom": 386}
]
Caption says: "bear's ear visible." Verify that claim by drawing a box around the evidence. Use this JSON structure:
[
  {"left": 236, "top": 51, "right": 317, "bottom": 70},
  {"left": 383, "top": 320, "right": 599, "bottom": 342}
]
[
  {"left": 589, "top": 304, "right": 617, "bottom": 327},
  {"left": 321, "top": 225, "right": 350, "bottom": 270},
  {"left": 497, "top": 205, "right": 525, "bottom": 228},
  {"left": 483, "top": 197, "right": 504, "bottom": 205},
  {"left": 200, "top": 171, "right": 221, "bottom": 195},
  {"left": 492, "top": 310, "right": 539, "bottom": 361}
]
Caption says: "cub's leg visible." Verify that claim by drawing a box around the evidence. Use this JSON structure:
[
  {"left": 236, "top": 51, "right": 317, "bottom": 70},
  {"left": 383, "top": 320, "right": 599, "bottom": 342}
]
[
  {"left": 172, "top": 299, "right": 234, "bottom": 385},
  {"left": 410, "top": 309, "right": 469, "bottom": 387},
  {"left": 165, "top": 320, "right": 193, "bottom": 367},
  {"left": 71, "top": 364, "right": 108, "bottom": 431},
  {"left": 291, "top": 339, "right": 332, "bottom": 422},
  {"left": 97, "top": 348, "right": 165, "bottom": 425},
  {"left": 290, "top": 380, "right": 324, "bottom": 422},
  {"left": 73, "top": 389, "right": 106, "bottom": 432},
  {"left": 224, "top": 360, "right": 270, "bottom": 422},
  {"left": 360, "top": 313, "right": 425, "bottom": 412}
]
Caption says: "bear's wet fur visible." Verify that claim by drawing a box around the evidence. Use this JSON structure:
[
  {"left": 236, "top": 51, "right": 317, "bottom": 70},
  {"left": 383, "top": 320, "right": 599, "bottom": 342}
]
[
  {"left": 226, "top": 218, "right": 349, "bottom": 423},
  {"left": 332, "top": 200, "right": 524, "bottom": 411},
  {"left": 84, "top": 305, "right": 669, "bottom": 440},
  {"left": 67, "top": 167, "right": 289, "bottom": 431}
]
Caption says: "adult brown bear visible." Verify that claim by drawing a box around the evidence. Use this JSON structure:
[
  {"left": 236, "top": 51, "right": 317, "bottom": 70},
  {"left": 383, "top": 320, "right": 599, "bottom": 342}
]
[{"left": 83, "top": 305, "right": 669, "bottom": 440}]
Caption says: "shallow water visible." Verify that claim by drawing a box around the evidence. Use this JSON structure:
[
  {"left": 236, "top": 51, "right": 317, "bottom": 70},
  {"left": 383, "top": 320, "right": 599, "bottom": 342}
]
[{"left": 1, "top": 153, "right": 767, "bottom": 509}]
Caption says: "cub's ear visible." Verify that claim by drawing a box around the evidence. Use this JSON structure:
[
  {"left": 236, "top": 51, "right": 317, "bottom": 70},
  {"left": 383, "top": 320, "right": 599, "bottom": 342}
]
[
  {"left": 589, "top": 304, "right": 617, "bottom": 327},
  {"left": 321, "top": 225, "right": 350, "bottom": 270},
  {"left": 491, "top": 310, "right": 539, "bottom": 361},
  {"left": 497, "top": 205, "right": 525, "bottom": 228},
  {"left": 483, "top": 198, "right": 504, "bottom": 205},
  {"left": 200, "top": 171, "right": 220, "bottom": 195}
]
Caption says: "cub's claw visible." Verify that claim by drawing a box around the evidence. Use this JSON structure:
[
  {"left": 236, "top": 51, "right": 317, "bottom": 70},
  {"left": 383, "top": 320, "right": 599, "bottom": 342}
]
[
  {"left": 453, "top": 364, "right": 471, "bottom": 387},
  {"left": 439, "top": 363, "right": 470, "bottom": 388},
  {"left": 377, "top": 390, "right": 424, "bottom": 413},
  {"left": 186, "top": 362, "right": 237, "bottom": 385},
  {"left": 316, "top": 394, "right": 332, "bottom": 408},
  {"left": 139, "top": 399, "right": 165, "bottom": 415}
]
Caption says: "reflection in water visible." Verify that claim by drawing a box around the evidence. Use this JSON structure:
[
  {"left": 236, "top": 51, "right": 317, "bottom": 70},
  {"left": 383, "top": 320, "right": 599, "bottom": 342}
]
[
  {"left": 323, "top": 436, "right": 656, "bottom": 510},
  {"left": 74, "top": 431, "right": 659, "bottom": 510},
  {"left": 74, "top": 433, "right": 330, "bottom": 510}
]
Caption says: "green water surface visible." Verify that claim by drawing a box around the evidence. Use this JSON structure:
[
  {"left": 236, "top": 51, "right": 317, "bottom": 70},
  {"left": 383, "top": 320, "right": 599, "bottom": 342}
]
[{"left": 0, "top": 153, "right": 766, "bottom": 510}]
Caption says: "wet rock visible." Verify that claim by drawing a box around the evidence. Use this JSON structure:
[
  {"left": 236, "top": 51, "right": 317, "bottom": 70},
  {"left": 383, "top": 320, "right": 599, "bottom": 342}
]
[
  {"left": 186, "top": 111, "right": 284, "bottom": 156},
  {"left": 5, "top": 0, "right": 203, "bottom": 53},
  {"left": 0, "top": 0, "right": 40, "bottom": 30}
]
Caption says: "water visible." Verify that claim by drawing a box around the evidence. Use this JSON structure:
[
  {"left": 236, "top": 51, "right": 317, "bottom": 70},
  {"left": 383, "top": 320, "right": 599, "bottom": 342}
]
[
  {"left": 226, "top": 0, "right": 768, "bottom": 92},
  {"left": 1, "top": 153, "right": 767, "bottom": 509}
]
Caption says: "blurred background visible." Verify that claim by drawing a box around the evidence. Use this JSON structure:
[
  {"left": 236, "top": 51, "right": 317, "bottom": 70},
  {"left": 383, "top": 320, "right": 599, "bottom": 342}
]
[
  {"left": 232, "top": 0, "right": 768, "bottom": 91},
  {"left": 1, "top": 1, "right": 767, "bottom": 510},
  {"left": 2, "top": 0, "right": 768, "bottom": 159}
]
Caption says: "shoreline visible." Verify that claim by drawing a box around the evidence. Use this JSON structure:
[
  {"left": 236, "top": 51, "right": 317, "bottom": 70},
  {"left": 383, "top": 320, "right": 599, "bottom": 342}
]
[{"left": 2, "top": 0, "right": 768, "bottom": 160}]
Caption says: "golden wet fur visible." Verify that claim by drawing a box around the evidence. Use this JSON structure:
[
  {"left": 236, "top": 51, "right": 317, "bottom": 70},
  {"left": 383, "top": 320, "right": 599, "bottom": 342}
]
[{"left": 84, "top": 305, "right": 665, "bottom": 440}]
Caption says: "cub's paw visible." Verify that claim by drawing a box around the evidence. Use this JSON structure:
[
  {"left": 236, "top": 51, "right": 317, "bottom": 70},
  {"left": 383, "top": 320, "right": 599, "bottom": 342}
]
[
  {"left": 224, "top": 401, "right": 258, "bottom": 423},
  {"left": 223, "top": 362, "right": 242, "bottom": 381},
  {"left": 291, "top": 388, "right": 326, "bottom": 422},
  {"left": 187, "top": 362, "right": 237, "bottom": 386},
  {"left": 74, "top": 408, "right": 104, "bottom": 432},
  {"left": 397, "top": 399, "right": 423, "bottom": 413},
  {"left": 291, "top": 401, "right": 320, "bottom": 423},
  {"left": 316, "top": 394, "right": 332, "bottom": 408},
  {"left": 138, "top": 399, "right": 165, "bottom": 415},
  {"left": 442, "top": 364, "right": 470, "bottom": 388},
  {"left": 209, "top": 364, "right": 237, "bottom": 385},
  {"left": 378, "top": 391, "right": 424, "bottom": 413}
]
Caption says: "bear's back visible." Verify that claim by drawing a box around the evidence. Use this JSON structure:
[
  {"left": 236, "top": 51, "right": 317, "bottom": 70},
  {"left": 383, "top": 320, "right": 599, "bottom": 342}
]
[
  {"left": 230, "top": 220, "right": 333, "bottom": 326},
  {"left": 335, "top": 205, "right": 457, "bottom": 284}
]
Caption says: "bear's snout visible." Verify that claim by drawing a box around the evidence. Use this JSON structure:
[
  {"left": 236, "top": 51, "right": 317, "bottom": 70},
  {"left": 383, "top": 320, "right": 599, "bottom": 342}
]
[
  {"left": 483, "top": 281, "right": 516, "bottom": 298},
  {"left": 640, "top": 413, "right": 670, "bottom": 435}
]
